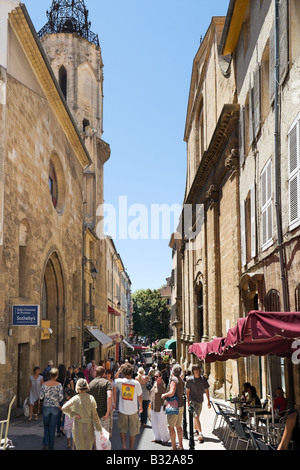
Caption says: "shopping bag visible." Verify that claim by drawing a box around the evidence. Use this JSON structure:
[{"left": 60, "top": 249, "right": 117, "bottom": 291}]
[
  {"left": 95, "top": 428, "right": 111, "bottom": 450},
  {"left": 23, "top": 398, "right": 29, "bottom": 417},
  {"left": 165, "top": 394, "right": 179, "bottom": 415}
]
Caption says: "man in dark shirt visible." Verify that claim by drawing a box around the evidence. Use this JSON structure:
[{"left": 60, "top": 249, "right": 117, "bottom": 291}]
[
  {"left": 71, "top": 364, "right": 85, "bottom": 387},
  {"left": 88, "top": 366, "right": 112, "bottom": 432},
  {"left": 186, "top": 365, "right": 210, "bottom": 443}
]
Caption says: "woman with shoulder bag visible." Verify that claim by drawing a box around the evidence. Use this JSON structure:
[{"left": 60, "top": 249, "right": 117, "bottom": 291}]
[
  {"left": 161, "top": 364, "right": 184, "bottom": 450},
  {"left": 39, "top": 368, "right": 64, "bottom": 450}
]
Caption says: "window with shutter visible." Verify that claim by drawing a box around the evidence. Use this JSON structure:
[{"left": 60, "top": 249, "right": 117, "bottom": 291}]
[
  {"left": 253, "top": 66, "right": 261, "bottom": 139},
  {"left": 279, "top": 0, "right": 289, "bottom": 85},
  {"left": 250, "top": 183, "right": 257, "bottom": 258},
  {"left": 288, "top": 116, "right": 300, "bottom": 229},
  {"left": 241, "top": 200, "right": 246, "bottom": 267},
  {"left": 239, "top": 105, "right": 245, "bottom": 167},
  {"left": 269, "top": 24, "right": 275, "bottom": 105},
  {"left": 249, "top": 74, "right": 254, "bottom": 145},
  {"left": 261, "top": 159, "right": 273, "bottom": 250}
]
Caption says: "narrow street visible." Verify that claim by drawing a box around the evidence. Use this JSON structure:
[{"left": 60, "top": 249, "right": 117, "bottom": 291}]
[{"left": 6, "top": 401, "right": 225, "bottom": 452}]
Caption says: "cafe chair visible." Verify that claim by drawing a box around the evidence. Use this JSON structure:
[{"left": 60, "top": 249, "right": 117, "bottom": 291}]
[
  {"left": 210, "top": 401, "right": 223, "bottom": 430},
  {"left": 231, "top": 419, "right": 251, "bottom": 450},
  {"left": 255, "top": 438, "right": 276, "bottom": 450},
  {"left": 249, "top": 429, "right": 265, "bottom": 450}
]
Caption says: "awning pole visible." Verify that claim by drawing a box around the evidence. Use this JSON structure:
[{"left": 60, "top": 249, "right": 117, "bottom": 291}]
[{"left": 267, "top": 355, "right": 274, "bottom": 426}]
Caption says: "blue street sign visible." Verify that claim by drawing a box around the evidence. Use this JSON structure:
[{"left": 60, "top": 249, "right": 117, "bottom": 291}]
[{"left": 12, "top": 305, "right": 40, "bottom": 326}]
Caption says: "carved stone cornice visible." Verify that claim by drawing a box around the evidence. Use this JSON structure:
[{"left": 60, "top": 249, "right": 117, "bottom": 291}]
[
  {"left": 225, "top": 148, "right": 240, "bottom": 174},
  {"left": 97, "top": 138, "right": 111, "bottom": 165},
  {"left": 184, "top": 104, "right": 239, "bottom": 205},
  {"left": 206, "top": 184, "right": 219, "bottom": 205}
]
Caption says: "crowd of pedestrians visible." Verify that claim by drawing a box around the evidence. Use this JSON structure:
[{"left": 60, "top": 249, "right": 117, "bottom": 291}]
[{"left": 26, "top": 355, "right": 211, "bottom": 450}]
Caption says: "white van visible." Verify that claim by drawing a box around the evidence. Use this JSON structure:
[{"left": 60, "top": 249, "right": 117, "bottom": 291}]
[{"left": 142, "top": 351, "right": 154, "bottom": 366}]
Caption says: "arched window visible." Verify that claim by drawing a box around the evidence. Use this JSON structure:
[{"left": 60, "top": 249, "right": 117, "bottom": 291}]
[
  {"left": 264, "top": 289, "right": 280, "bottom": 311},
  {"left": 59, "top": 66, "right": 67, "bottom": 100},
  {"left": 195, "top": 277, "right": 203, "bottom": 341},
  {"left": 295, "top": 284, "right": 300, "bottom": 312},
  {"left": 49, "top": 161, "right": 58, "bottom": 209}
]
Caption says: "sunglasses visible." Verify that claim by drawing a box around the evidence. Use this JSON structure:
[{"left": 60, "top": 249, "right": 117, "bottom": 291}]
[{"left": 154, "top": 376, "right": 160, "bottom": 378}]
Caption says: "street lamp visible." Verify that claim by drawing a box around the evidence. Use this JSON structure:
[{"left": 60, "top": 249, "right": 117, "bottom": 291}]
[
  {"left": 82, "top": 256, "right": 98, "bottom": 280},
  {"left": 90, "top": 265, "right": 98, "bottom": 280}
]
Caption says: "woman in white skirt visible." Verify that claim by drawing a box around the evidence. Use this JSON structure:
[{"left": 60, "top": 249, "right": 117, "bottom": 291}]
[{"left": 150, "top": 371, "right": 169, "bottom": 444}]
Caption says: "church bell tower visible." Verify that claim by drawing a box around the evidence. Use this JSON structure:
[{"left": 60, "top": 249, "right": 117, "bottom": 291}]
[
  {"left": 38, "top": 0, "right": 110, "bottom": 227},
  {"left": 38, "top": 0, "right": 105, "bottom": 143}
]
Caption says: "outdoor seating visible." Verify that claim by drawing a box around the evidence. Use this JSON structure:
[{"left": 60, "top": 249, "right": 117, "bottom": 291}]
[
  {"left": 214, "top": 402, "right": 240, "bottom": 448},
  {"left": 248, "top": 427, "right": 277, "bottom": 450},
  {"left": 210, "top": 400, "right": 223, "bottom": 430},
  {"left": 255, "top": 438, "right": 276, "bottom": 450},
  {"left": 231, "top": 419, "right": 251, "bottom": 450},
  {"left": 248, "top": 429, "right": 265, "bottom": 450},
  {"left": 221, "top": 412, "right": 238, "bottom": 448},
  {"left": 0, "top": 395, "right": 16, "bottom": 450}
]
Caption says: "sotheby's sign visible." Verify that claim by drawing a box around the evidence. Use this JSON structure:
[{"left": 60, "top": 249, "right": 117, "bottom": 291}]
[{"left": 12, "top": 305, "right": 40, "bottom": 326}]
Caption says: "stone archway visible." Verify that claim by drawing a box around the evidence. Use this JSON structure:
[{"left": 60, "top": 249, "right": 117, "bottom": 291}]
[{"left": 41, "top": 251, "right": 65, "bottom": 368}]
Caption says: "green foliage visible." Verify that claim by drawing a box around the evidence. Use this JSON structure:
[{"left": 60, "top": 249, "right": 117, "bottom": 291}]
[{"left": 132, "top": 289, "right": 170, "bottom": 343}]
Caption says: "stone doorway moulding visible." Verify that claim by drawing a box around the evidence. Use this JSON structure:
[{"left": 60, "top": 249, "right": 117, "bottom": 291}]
[{"left": 41, "top": 251, "right": 65, "bottom": 368}]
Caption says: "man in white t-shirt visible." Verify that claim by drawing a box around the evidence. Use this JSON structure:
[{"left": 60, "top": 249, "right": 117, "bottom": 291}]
[{"left": 114, "top": 363, "right": 143, "bottom": 450}]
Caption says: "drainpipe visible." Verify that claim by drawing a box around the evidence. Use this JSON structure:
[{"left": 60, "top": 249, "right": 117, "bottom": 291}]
[
  {"left": 274, "top": 0, "right": 289, "bottom": 312},
  {"left": 82, "top": 223, "right": 86, "bottom": 366}
]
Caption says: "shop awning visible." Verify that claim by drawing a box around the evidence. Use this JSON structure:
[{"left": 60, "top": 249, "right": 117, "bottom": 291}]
[
  {"left": 85, "top": 326, "right": 112, "bottom": 346},
  {"left": 189, "top": 311, "right": 300, "bottom": 363},
  {"left": 122, "top": 339, "right": 135, "bottom": 351},
  {"left": 165, "top": 339, "right": 176, "bottom": 349},
  {"left": 108, "top": 305, "right": 121, "bottom": 316}
]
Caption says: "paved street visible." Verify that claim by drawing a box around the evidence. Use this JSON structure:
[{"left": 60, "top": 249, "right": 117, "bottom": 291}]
[{"left": 6, "top": 401, "right": 225, "bottom": 451}]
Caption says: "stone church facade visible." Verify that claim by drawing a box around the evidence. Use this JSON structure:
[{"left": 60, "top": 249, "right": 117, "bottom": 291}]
[{"left": 0, "top": 0, "right": 111, "bottom": 416}]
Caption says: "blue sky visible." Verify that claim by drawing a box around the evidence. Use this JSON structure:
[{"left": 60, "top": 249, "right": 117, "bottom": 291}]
[{"left": 25, "top": 0, "right": 229, "bottom": 292}]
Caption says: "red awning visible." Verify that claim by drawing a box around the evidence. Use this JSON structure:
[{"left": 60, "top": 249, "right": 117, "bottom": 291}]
[
  {"left": 108, "top": 305, "right": 121, "bottom": 316},
  {"left": 189, "top": 311, "right": 300, "bottom": 363}
]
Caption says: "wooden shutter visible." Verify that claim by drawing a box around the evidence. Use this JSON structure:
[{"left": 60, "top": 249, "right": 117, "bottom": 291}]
[
  {"left": 279, "top": 0, "right": 289, "bottom": 84},
  {"left": 239, "top": 105, "right": 245, "bottom": 167},
  {"left": 288, "top": 122, "right": 299, "bottom": 225},
  {"left": 269, "top": 23, "right": 275, "bottom": 105},
  {"left": 261, "top": 167, "right": 267, "bottom": 246},
  {"left": 261, "top": 160, "right": 272, "bottom": 248},
  {"left": 241, "top": 200, "right": 246, "bottom": 267},
  {"left": 250, "top": 183, "right": 256, "bottom": 258},
  {"left": 253, "top": 66, "right": 261, "bottom": 139},
  {"left": 249, "top": 74, "right": 254, "bottom": 145}
]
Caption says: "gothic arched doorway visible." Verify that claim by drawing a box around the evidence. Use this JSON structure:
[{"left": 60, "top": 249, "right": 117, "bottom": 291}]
[{"left": 41, "top": 251, "right": 65, "bottom": 368}]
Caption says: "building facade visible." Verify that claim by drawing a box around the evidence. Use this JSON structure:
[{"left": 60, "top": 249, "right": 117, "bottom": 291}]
[
  {"left": 177, "top": 0, "right": 300, "bottom": 405},
  {"left": 0, "top": 0, "right": 112, "bottom": 416},
  {"left": 169, "top": 232, "right": 183, "bottom": 362},
  {"left": 219, "top": 0, "right": 300, "bottom": 405},
  {"left": 106, "top": 236, "right": 132, "bottom": 362},
  {"left": 179, "top": 16, "right": 239, "bottom": 396}
]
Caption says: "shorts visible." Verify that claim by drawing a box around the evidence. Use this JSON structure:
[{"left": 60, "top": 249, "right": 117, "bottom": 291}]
[
  {"left": 191, "top": 402, "right": 203, "bottom": 417},
  {"left": 118, "top": 412, "right": 140, "bottom": 436},
  {"left": 167, "top": 406, "right": 184, "bottom": 428},
  {"left": 100, "top": 416, "right": 111, "bottom": 433}
]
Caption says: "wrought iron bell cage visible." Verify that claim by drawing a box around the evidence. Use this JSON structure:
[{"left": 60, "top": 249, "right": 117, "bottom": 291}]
[{"left": 38, "top": 0, "right": 99, "bottom": 47}]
